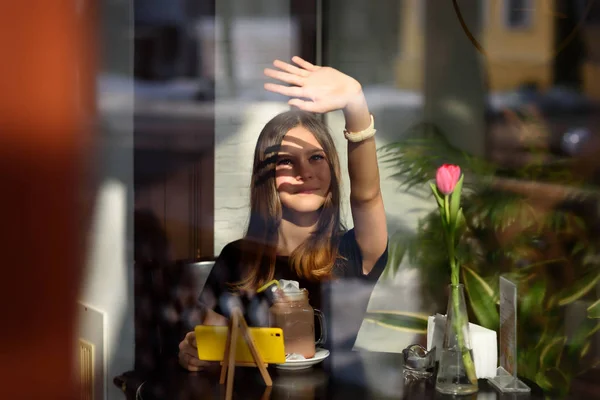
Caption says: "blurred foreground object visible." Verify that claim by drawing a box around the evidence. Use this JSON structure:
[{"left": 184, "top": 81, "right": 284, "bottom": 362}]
[{"left": 0, "top": 2, "right": 96, "bottom": 399}]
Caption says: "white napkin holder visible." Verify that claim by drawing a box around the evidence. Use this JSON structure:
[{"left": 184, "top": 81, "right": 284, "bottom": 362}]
[{"left": 427, "top": 314, "right": 498, "bottom": 379}]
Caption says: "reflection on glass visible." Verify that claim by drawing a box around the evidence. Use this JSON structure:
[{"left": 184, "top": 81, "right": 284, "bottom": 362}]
[
  {"left": 109, "top": 0, "right": 600, "bottom": 398},
  {"left": 331, "top": 0, "right": 600, "bottom": 397}
]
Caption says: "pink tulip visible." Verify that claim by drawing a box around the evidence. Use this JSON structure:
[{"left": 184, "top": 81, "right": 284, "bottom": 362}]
[{"left": 436, "top": 164, "right": 461, "bottom": 195}]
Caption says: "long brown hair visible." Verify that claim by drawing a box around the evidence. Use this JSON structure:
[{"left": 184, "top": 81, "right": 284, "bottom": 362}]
[{"left": 236, "top": 109, "right": 344, "bottom": 291}]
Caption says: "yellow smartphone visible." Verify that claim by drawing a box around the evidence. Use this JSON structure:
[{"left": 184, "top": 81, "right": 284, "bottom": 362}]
[{"left": 194, "top": 325, "right": 286, "bottom": 364}]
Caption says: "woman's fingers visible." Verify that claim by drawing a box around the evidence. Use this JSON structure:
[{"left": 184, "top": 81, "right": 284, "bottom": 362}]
[
  {"left": 183, "top": 350, "right": 204, "bottom": 366},
  {"left": 264, "top": 68, "right": 304, "bottom": 86},
  {"left": 178, "top": 349, "right": 194, "bottom": 369},
  {"left": 291, "top": 56, "right": 319, "bottom": 71},
  {"left": 272, "top": 59, "right": 310, "bottom": 77},
  {"left": 186, "top": 364, "right": 202, "bottom": 372},
  {"left": 264, "top": 83, "right": 305, "bottom": 98},
  {"left": 185, "top": 331, "right": 197, "bottom": 348},
  {"left": 179, "top": 331, "right": 206, "bottom": 371},
  {"left": 179, "top": 347, "right": 206, "bottom": 371},
  {"left": 179, "top": 352, "right": 204, "bottom": 371}
]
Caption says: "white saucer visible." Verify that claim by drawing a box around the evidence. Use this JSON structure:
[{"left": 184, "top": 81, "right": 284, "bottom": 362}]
[{"left": 274, "top": 348, "right": 330, "bottom": 371}]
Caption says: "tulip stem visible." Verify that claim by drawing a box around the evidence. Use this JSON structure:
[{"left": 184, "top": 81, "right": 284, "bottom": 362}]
[
  {"left": 443, "top": 194, "right": 458, "bottom": 286},
  {"left": 442, "top": 194, "right": 477, "bottom": 385},
  {"left": 451, "top": 285, "right": 478, "bottom": 385}
]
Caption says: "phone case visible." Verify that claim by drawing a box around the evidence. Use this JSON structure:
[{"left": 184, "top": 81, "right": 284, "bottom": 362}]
[{"left": 194, "top": 325, "right": 286, "bottom": 364}]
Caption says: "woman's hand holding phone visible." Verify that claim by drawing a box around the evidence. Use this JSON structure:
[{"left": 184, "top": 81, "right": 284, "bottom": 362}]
[
  {"left": 178, "top": 331, "right": 214, "bottom": 372},
  {"left": 179, "top": 309, "right": 228, "bottom": 371}
]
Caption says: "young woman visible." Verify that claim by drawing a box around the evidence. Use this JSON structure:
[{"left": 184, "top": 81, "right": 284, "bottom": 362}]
[{"left": 178, "top": 57, "right": 388, "bottom": 371}]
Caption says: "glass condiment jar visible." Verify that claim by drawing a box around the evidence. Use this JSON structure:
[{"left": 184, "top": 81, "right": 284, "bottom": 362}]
[{"left": 269, "top": 288, "right": 325, "bottom": 359}]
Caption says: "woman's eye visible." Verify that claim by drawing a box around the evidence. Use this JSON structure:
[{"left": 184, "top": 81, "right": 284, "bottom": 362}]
[
  {"left": 277, "top": 158, "right": 292, "bottom": 166},
  {"left": 310, "top": 154, "right": 325, "bottom": 161}
]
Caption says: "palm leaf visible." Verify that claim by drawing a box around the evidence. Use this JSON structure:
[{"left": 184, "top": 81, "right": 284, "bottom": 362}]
[
  {"left": 377, "top": 122, "right": 495, "bottom": 193},
  {"left": 364, "top": 310, "right": 429, "bottom": 333},
  {"left": 382, "top": 230, "right": 413, "bottom": 280}
]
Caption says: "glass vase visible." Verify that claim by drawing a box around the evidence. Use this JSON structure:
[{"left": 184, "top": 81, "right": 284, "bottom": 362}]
[{"left": 435, "top": 284, "right": 479, "bottom": 395}]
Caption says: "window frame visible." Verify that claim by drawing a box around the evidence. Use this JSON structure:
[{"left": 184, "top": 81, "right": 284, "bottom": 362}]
[{"left": 503, "top": 0, "right": 534, "bottom": 29}]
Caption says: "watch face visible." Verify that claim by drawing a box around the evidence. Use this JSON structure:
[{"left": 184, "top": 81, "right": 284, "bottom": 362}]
[{"left": 452, "top": 0, "right": 596, "bottom": 60}]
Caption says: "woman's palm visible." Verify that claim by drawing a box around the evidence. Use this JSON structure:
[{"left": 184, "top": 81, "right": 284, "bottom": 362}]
[{"left": 264, "top": 56, "right": 360, "bottom": 113}]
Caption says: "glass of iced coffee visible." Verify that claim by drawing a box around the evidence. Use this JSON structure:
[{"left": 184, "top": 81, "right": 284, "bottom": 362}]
[{"left": 269, "top": 288, "right": 325, "bottom": 359}]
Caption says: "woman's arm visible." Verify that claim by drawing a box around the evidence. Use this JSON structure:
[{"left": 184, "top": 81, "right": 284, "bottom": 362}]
[
  {"left": 264, "top": 57, "right": 388, "bottom": 274},
  {"left": 343, "top": 94, "right": 388, "bottom": 274}
]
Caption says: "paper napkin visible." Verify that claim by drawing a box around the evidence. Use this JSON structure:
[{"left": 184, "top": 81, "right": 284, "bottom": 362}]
[{"left": 427, "top": 314, "right": 498, "bottom": 379}]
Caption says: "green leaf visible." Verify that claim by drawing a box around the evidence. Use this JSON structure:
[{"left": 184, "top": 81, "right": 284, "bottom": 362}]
[
  {"left": 364, "top": 311, "right": 429, "bottom": 333},
  {"left": 517, "top": 347, "right": 540, "bottom": 382},
  {"left": 517, "top": 258, "right": 568, "bottom": 274},
  {"left": 535, "top": 367, "right": 569, "bottom": 396},
  {"left": 567, "top": 328, "right": 591, "bottom": 367},
  {"left": 570, "top": 241, "right": 586, "bottom": 257},
  {"left": 462, "top": 266, "right": 499, "bottom": 330},
  {"left": 449, "top": 174, "right": 464, "bottom": 228},
  {"left": 564, "top": 319, "right": 600, "bottom": 368},
  {"left": 580, "top": 341, "right": 591, "bottom": 358},
  {"left": 429, "top": 182, "right": 444, "bottom": 209},
  {"left": 520, "top": 280, "right": 547, "bottom": 318},
  {"left": 588, "top": 298, "right": 600, "bottom": 319},
  {"left": 534, "top": 324, "right": 552, "bottom": 350},
  {"left": 540, "top": 336, "right": 567, "bottom": 368},
  {"left": 557, "top": 272, "right": 600, "bottom": 306}
]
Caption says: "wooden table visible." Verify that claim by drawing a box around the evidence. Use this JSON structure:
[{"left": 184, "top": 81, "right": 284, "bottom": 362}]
[{"left": 124, "top": 350, "right": 547, "bottom": 399}]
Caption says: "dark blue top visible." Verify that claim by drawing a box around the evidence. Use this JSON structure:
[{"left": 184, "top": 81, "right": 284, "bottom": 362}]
[{"left": 198, "top": 229, "right": 388, "bottom": 350}]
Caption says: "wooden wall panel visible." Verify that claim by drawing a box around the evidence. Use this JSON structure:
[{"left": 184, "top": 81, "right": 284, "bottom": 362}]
[{"left": 135, "top": 144, "right": 215, "bottom": 262}]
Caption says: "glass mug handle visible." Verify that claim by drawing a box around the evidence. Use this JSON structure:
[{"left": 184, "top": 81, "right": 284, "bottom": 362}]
[{"left": 314, "top": 309, "right": 327, "bottom": 347}]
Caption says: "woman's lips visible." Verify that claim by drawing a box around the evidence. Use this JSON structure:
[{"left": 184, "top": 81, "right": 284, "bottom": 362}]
[{"left": 297, "top": 189, "right": 318, "bottom": 194}]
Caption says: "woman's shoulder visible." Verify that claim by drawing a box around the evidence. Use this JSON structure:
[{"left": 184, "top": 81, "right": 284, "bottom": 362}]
[
  {"left": 206, "top": 239, "right": 246, "bottom": 286},
  {"left": 220, "top": 239, "right": 244, "bottom": 254},
  {"left": 338, "top": 228, "right": 357, "bottom": 245},
  {"left": 217, "top": 239, "right": 245, "bottom": 263},
  {"left": 340, "top": 227, "right": 354, "bottom": 238},
  {"left": 336, "top": 228, "right": 355, "bottom": 251},
  {"left": 217, "top": 237, "right": 265, "bottom": 264}
]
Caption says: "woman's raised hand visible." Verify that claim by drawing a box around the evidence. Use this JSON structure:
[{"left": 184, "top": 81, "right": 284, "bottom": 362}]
[{"left": 264, "top": 56, "right": 363, "bottom": 113}]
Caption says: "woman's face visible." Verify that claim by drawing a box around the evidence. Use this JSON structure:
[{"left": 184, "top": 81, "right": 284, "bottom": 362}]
[{"left": 275, "top": 126, "right": 332, "bottom": 215}]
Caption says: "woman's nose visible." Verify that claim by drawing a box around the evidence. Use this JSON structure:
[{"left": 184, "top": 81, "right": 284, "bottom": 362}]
[{"left": 297, "top": 160, "right": 314, "bottom": 180}]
